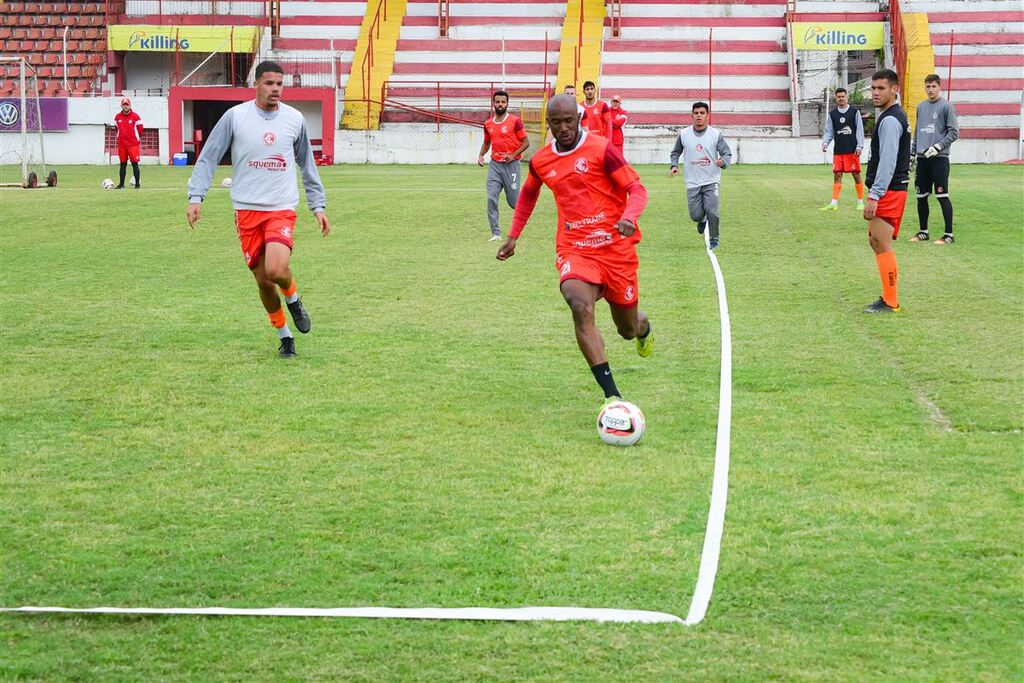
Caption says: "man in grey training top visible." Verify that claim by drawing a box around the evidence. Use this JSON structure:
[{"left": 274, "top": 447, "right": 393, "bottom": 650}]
[
  {"left": 187, "top": 60, "right": 331, "bottom": 358},
  {"left": 910, "top": 73, "right": 959, "bottom": 244},
  {"left": 669, "top": 101, "right": 732, "bottom": 251}
]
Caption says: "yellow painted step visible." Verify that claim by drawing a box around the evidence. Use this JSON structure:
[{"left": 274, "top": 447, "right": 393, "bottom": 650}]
[
  {"left": 555, "top": 0, "right": 605, "bottom": 95},
  {"left": 900, "top": 13, "right": 936, "bottom": 135},
  {"left": 342, "top": 0, "right": 408, "bottom": 130}
]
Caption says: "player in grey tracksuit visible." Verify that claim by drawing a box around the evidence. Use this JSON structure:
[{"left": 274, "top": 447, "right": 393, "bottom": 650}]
[
  {"left": 910, "top": 74, "right": 960, "bottom": 244},
  {"left": 669, "top": 102, "right": 733, "bottom": 250}
]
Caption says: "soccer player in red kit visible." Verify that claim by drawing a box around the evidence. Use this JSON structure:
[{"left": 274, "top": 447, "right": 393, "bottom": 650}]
[
  {"left": 496, "top": 95, "right": 653, "bottom": 403},
  {"left": 113, "top": 96, "right": 143, "bottom": 189},
  {"left": 581, "top": 80, "right": 611, "bottom": 138},
  {"left": 478, "top": 90, "right": 530, "bottom": 240}
]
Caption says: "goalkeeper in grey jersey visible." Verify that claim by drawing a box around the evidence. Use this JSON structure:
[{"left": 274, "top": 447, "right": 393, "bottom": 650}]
[
  {"left": 669, "top": 102, "right": 733, "bottom": 251},
  {"left": 910, "top": 73, "right": 959, "bottom": 244}
]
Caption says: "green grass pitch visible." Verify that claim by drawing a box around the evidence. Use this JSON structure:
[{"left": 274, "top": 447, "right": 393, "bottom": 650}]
[{"left": 1, "top": 162, "right": 1021, "bottom": 680}]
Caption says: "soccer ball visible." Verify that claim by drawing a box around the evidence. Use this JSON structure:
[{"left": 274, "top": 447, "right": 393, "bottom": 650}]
[
  {"left": 221, "top": 177, "right": 232, "bottom": 188},
  {"left": 101, "top": 178, "right": 114, "bottom": 189},
  {"left": 129, "top": 176, "right": 136, "bottom": 186},
  {"left": 597, "top": 399, "right": 646, "bottom": 446}
]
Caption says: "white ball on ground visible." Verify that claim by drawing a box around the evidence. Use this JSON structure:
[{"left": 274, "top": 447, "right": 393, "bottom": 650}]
[
  {"left": 129, "top": 176, "right": 137, "bottom": 186},
  {"left": 221, "top": 177, "right": 232, "bottom": 188},
  {"left": 102, "top": 178, "right": 114, "bottom": 189},
  {"left": 597, "top": 399, "right": 646, "bottom": 447}
]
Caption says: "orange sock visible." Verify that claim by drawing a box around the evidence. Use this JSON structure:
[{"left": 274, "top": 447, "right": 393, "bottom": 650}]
[
  {"left": 280, "top": 278, "right": 297, "bottom": 299},
  {"left": 855, "top": 183, "right": 865, "bottom": 200},
  {"left": 876, "top": 250, "right": 899, "bottom": 307},
  {"left": 268, "top": 307, "right": 287, "bottom": 329},
  {"left": 832, "top": 182, "right": 842, "bottom": 201}
]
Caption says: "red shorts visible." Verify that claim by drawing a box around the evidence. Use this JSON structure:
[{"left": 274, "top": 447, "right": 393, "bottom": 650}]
[
  {"left": 235, "top": 209, "right": 296, "bottom": 269},
  {"left": 118, "top": 144, "right": 141, "bottom": 163},
  {"left": 833, "top": 153, "right": 861, "bottom": 173},
  {"left": 873, "top": 190, "right": 908, "bottom": 238},
  {"left": 555, "top": 247, "right": 639, "bottom": 308}
]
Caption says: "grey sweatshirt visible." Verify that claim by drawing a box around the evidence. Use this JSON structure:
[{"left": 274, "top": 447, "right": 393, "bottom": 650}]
[
  {"left": 670, "top": 126, "right": 733, "bottom": 188},
  {"left": 188, "top": 100, "right": 326, "bottom": 212},
  {"left": 913, "top": 97, "right": 959, "bottom": 157}
]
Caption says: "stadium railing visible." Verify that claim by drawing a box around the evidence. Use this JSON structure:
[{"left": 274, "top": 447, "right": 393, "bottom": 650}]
[{"left": 112, "top": 0, "right": 270, "bottom": 26}]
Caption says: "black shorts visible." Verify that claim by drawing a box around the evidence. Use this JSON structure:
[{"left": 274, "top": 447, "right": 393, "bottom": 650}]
[{"left": 915, "top": 156, "right": 951, "bottom": 198}]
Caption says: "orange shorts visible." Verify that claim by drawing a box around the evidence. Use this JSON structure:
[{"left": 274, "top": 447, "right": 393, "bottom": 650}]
[
  {"left": 118, "top": 144, "right": 140, "bottom": 163},
  {"left": 235, "top": 209, "right": 296, "bottom": 269},
  {"left": 833, "top": 152, "right": 861, "bottom": 173},
  {"left": 872, "top": 190, "right": 908, "bottom": 238},
  {"left": 555, "top": 247, "right": 639, "bottom": 308}
]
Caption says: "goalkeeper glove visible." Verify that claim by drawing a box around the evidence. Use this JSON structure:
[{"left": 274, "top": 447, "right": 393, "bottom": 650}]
[{"left": 924, "top": 144, "right": 941, "bottom": 158}]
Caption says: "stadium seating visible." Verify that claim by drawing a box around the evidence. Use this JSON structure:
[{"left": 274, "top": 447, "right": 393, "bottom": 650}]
[
  {"left": 383, "top": 0, "right": 563, "bottom": 123},
  {"left": 0, "top": 2, "right": 107, "bottom": 96},
  {"left": 917, "top": 0, "right": 1023, "bottom": 140},
  {"left": 601, "top": 0, "right": 790, "bottom": 133},
  {"left": 270, "top": 0, "right": 365, "bottom": 89}
]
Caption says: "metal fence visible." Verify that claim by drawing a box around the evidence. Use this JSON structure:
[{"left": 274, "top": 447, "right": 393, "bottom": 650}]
[{"left": 119, "top": 0, "right": 269, "bottom": 24}]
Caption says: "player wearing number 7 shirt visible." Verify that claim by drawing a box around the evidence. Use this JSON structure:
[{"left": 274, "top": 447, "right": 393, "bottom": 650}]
[
  {"left": 496, "top": 95, "right": 653, "bottom": 405},
  {"left": 478, "top": 90, "right": 530, "bottom": 241}
]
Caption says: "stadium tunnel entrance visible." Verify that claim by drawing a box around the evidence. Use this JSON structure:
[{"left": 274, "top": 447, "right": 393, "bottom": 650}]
[{"left": 168, "top": 86, "right": 336, "bottom": 166}]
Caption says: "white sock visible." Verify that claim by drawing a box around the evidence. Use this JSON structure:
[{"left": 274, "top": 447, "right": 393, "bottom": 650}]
[
  {"left": 285, "top": 292, "right": 299, "bottom": 304},
  {"left": 276, "top": 325, "right": 293, "bottom": 339},
  {"left": 831, "top": 199, "right": 838, "bottom": 207}
]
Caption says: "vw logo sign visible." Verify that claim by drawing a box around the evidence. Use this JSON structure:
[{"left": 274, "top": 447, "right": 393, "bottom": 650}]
[{"left": 0, "top": 102, "right": 19, "bottom": 127}]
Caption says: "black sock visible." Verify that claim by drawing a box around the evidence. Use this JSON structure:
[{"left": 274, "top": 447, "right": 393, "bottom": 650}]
[
  {"left": 591, "top": 362, "right": 621, "bottom": 399},
  {"left": 131, "top": 162, "right": 140, "bottom": 187},
  {"left": 917, "top": 196, "right": 929, "bottom": 232},
  {"left": 118, "top": 162, "right": 127, "bottom": 186},
  {"left": 937, "top": 196, "right": 953, "bottom": 234},
  {"left": 638, "top": 321, "right": 651, "bottom": 339}
]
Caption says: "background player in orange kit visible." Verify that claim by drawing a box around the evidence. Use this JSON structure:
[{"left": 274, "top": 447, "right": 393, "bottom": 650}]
[
  {"left": 496, "top": 95, "right": 653, "bottom": 403},
  {"left": 478, "top": 90, "right": 530, "bottom": 241},
  {"left": 581, "top": 80, "right": 611, "bottom": 138},
  {"left": 862, "top": 69, "right": 911, "bottom": 314},
  {"left": 113, "top": 96, "right": 143, "bottom": 189}
]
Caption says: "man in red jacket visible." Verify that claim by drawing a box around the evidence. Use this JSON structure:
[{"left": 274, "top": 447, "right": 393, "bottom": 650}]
[
  {"left": 113, "top": 96, "right": 143, "bottom": 189},
  {"left": 609, "top": 95, "right": 628, "bottom": 153}
]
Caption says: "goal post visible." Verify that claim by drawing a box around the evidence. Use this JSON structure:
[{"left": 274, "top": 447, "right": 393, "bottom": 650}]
[{"left": 0, "top": 55, "right": 53, "bottom": 188}]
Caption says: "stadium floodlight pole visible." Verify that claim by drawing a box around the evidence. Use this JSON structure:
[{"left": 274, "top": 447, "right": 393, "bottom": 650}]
[
  {"left": 62, "top": 26, "right": 69, "bottom": 92},
  {"left": 20, "top": 57, "right": 27, "bottom": 185},
  {"left": 34, "top": 64, "right": 46, "bottom": 179},
  {"left": 179, "top": 36, "right": 232, "bottom": 86}
]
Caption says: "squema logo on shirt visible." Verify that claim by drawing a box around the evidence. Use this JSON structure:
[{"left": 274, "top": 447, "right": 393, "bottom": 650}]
[
  {"left": 248, "top": 154, "right": 288, "bottom": 171},
  {"left": 792, "top": 22, "right": 884, "bottom": 50},
  {"left": 127, "top": 31, "right": 190, "bottom": 50}
]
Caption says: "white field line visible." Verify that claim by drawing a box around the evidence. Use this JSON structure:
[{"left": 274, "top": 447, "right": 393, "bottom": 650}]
[
  {"left": 684, "top": 229, "right": 733, "bottom": 626},
  {"left": 0, "top": 605, "right": 682, "bottom": 624},
  {"left": 0, "top": 221, "right": 734, "bottom": 627}
]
